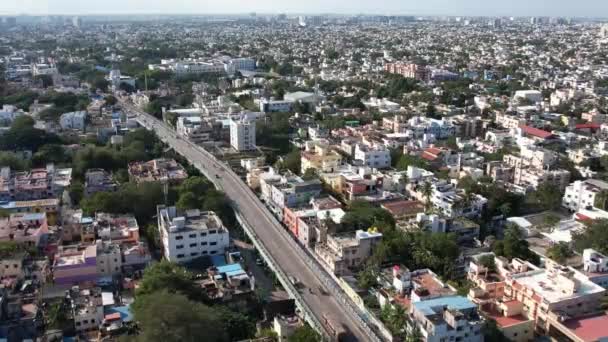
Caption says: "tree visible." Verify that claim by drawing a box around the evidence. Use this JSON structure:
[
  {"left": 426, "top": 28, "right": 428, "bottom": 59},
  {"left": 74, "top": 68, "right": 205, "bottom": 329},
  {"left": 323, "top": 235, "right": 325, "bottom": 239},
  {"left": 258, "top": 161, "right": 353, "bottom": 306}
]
[
  {"left": 493, "top": 225, "right": 539, "bottom": 264},
  {"left": 572, "top": 219, "right": 608, "bottom": 255},
  {"left": 135, "top": 260, "right": 204, "bottom": 301},
  {"left": 302, "top": 168, "right": 318, "bottom": 181},
  {"left": 477, "top": 254, "right": 497, "bottom": 274},
  {"left": 279, "top": 149, "right": 302, "bottom": 175},
  {"left": 105, "top": 95, "right": 118, "bottom": 106},
  {"left": 176, "top": 192, "right": 199, "bottom": 211},
  {"left": 542, "top": 214, "right": 560, "bottom": 232},
  {"left": 594, "top": 190, "right": 608, "bottom": 210},
  {"left": 69, "top": 181, "right": 84, "bottom": 205},
  {"left": 132, "top": 291, "right": 227, "bottom": 342},
  {"left": 531, "top": 182, "right": 562, "bottom": 210},
  {"left": 546, "top": 242, "right": 574, "bottom": 263},
  {"left": 288, "top": 325, "right": 321, "bottom": 342},
  {"left": 422, "top": 181, "right": 433, "bottom": 210},
  {"left": 0, "top": 151, "right": 28, "bottom": 170}
]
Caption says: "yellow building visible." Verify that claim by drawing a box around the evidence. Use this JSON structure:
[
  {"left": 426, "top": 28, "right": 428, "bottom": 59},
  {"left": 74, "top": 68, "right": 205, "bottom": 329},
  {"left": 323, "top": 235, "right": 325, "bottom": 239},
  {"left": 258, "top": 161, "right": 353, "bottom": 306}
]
[{"left": 300, "top": 141, "right": 342, "bottom": 174}]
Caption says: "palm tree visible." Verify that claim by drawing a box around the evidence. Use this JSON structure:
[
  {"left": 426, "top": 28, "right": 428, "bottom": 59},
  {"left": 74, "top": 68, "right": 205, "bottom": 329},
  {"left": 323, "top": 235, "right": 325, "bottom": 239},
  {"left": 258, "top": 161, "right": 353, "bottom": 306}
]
[{"left": 422, "top": 181, "right": 433, "bottom": 211}]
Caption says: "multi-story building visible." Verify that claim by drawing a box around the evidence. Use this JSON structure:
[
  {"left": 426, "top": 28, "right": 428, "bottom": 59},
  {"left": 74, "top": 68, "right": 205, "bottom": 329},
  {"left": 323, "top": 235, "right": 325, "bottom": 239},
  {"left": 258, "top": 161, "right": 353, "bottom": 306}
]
[
  {"left": 0, "top": 164, "right": 72, "bottom": 202},
  {"left": 315, "top": 229, "right": 382, "bottom": 275},
  {"left": 259, "top": 99, "right": 293, "bottom": 113},
  {"left": 230, "top": 114, "right": 256, "bottom": 151},
  {"left": 176, "top": 116, "right": 214, "bottom": 144},
  {"left": 409, "top": 296, "right": 484, "bottom": 342},
  {"left": 84, "top": 169, "right": 118, "bottom": 197},
  {"left": 59, "top": 111, "right": 87, "bottom": 131},
  {"left": 301, "top": 140, "right": 343, "bottom": 174},
  {"left": 353, "top": 144, "right": 391, "bottom": 169},
  {"left": 128, "top": 158, "right": 188, "bottom": 185},
  {"left": 268, "top": 179, "right": 323, "bottom": 219},
  {"left": 503, "top": 146, "right": 557, "bottom": 170},
  {"left": 495, "top": 113, "right": 528, "bottom": 130},
  {"left": 384, "top": 62, "right": 430, "bottom": 81},
  {"left": 96, "top": 240, "right": 122, "bottom": 277},
  {"left": 582, "top": 249, "right": 608, "bottom": 289},
  {"left": 505, "top": 261, "right": 606, "bottom": 334},
  {"left": 407, "top": 116, "right": 455, "bottom": 139},
  {"left": 0, "top": 212, "right": 48, "bottom": 247},
  {"left": 513, "top": 167, "right": 570, "bottom": 192},
  {"left": 69, "top": 286, "right": 104, "bottom": 332},
  {"left": 157, "top": 206, "right": 229, "bottom": 263},
  {"left": 562, "top": 179, "right": 608, "bottom": 212},
  {"left": 451, "top": 115, "right": 487, "bottom": 138},
  {"left": 53, "top": 244, "right": 98, "bottom": 285}
]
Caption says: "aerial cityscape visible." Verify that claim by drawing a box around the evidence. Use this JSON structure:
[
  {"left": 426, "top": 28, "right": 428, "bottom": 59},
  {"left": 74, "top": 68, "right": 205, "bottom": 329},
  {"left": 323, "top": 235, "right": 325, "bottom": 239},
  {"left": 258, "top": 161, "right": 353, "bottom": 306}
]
[{"left": 1, "top": 3, "right": 608, "bottom": 342}]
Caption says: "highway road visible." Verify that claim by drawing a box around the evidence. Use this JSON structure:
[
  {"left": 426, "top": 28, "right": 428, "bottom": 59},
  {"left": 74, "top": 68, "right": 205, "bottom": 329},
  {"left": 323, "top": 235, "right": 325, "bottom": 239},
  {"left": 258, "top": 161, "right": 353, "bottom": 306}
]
[{"left": 120, "top": 100, "right": 380, "bottom": 342}]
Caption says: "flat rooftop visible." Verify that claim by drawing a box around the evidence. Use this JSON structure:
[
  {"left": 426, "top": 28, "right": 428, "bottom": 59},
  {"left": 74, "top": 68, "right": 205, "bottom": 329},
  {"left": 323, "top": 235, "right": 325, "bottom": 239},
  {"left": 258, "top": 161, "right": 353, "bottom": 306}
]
[
  {"left": 511, "top": 269, "right": 605, "bottom": 304},
  {"left": 562, "top": 313, "right": 608, "bottom": 342}
]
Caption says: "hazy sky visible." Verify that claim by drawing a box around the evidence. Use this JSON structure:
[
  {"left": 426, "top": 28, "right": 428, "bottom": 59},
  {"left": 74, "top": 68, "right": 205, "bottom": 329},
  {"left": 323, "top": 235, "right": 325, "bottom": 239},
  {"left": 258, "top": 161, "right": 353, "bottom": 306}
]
[{"left": 2, "top": 0, "right": 608, "bottom": 17}]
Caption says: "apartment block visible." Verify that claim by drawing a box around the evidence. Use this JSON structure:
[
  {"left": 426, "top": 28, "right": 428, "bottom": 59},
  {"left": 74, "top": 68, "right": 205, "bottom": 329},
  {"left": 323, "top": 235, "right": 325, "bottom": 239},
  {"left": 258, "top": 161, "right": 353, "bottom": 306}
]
[
  {"left": 157, "top": 206, "right": 229, "bottom": 263},
  {"left": 562, "top": 179, "right": 608, "bottom": 212},
  {"left": 315, "top": 229, "right": 382, "bottom": 276},
  {"left": 84, "top": 169, "right": 118, "bottom": 197}
]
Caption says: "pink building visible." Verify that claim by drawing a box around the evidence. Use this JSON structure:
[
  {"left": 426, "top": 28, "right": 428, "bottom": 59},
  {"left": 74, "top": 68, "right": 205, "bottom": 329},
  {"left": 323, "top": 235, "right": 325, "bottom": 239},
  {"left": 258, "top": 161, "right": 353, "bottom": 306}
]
[{"left": 0, "top": 212, "right": 49, "bottom": 246}]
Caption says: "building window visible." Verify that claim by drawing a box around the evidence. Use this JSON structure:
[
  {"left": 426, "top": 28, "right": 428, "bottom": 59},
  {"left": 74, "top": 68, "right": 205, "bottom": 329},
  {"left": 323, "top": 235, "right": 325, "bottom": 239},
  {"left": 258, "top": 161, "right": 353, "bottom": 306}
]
[
  {"left": 175, "top": 235, "right": 183, "bottom": 240},
  {"left": 177, "top": 254, "right": 185, "bottom": 258},
  {"left": 201, "top": 242, "right": 208, "bottom": 246},
  {"left": 189, "top": 243, "right": 197, "bottom": 247},
  {"left": 189, "top": 234, "right": 197, "bottom": 238},
  {"left": 191, "top": 252, "right": 199, "bottom": 256},
  {"left": 200, "top": 232, "right": 207, "bottom": 237},
  {"left": 210, "top": 242, "right": 217, "bottom": 246},
  {"left": 209, "top": 230, "right": 217, "bottom": 234},
  {"left": 210, "top": 251, "right": 217, "bottom": 254},
  {"left": 176, "top": 245, "right": 184, "bottom": 249}
]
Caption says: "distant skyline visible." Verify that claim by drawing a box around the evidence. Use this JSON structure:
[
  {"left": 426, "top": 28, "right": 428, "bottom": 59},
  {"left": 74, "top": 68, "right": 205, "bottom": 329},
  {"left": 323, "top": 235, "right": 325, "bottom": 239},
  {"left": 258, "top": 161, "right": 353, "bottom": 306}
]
[{"left": 1, "top": 0, "right": 608, "bottom": 18}]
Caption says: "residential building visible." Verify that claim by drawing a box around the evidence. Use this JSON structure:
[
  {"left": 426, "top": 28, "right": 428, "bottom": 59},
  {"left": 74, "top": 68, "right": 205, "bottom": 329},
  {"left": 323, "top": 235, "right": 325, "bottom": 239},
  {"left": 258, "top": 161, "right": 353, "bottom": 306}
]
[
  {"left": 230, "top": 114, "right": 256, "bottom": 151},
  {"left": 259, "top": 99, "right": 293, "bottom": 113},
  {"left": 451, "top": 115, "right": 487, "bottom": 138},
  {"left": 409, "top": 296, "right": 484, "bottom": 342},
  {"left": 0, "top": 164, "right": 72, "bottom": 202},
  {"left": 84, "top": 169, "right": 118, "bottom": 197},
  {"left": 198, "top": 259, "right": 253, "bottom": 302},
  {"left": 301, "top": 140, "right": 343, "bottom": 174},
  {"left": 128, "top": 158, "right": 188, "bottom": 185},
  {"left": 273, "top": 315, "right": 303, "bottom": 342},
  {"left": 505, "top": 260, "right": 606, "bottom": 334},
  {"left": 268, "top": 178, "right": 322, "bottom": 219},
  {"left": 384, "top": 62, "right": 430, "bottom": 81},
  {"left": 59, "top": 111, "right": 87, "bottom": 131},
  {"left": 315, "top": 229, "right": 382, "bottom": 276},
  {"left": 514, "top": 90, "right": 542, "bottom": 104},
  {"left": 353, "top": 144, "right": 391, "bottom": 169},
  {"left": 176, "top": 116, "right": 214, "bottom": 144},
  {"left": 0, "top": 212, "right": 48, "bottom": 246},
  {"left": 513, "top": 167, "right": 570, "bottom": 192},
  {"left": 96, "top": 240, "right": 122, "bottom": 277},
  {"left": 69, "top": 286, "right": 104, "bottom": 332},
  {"left": 582, "top": 249, "right": 608, "bottom": 289},
  {"left": 562, "top": 179, "right": 608, "bottom": 212},
  {"left": 157, "top": 206, "right": 229, "bottom": 263},
  {"left": 53, "top": 244, "right": 98, "bottom": 285}
]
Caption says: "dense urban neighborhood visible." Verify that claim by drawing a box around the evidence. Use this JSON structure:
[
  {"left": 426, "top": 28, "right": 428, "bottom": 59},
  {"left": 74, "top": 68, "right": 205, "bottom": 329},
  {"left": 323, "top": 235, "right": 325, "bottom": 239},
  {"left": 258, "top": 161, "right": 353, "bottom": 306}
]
[{"left": 0, "top": 12, "right": 608, "bottom": 342}]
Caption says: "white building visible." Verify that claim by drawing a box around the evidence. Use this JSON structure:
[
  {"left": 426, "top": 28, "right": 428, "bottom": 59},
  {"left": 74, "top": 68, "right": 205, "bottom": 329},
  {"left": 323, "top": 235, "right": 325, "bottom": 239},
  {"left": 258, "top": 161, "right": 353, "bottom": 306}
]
[
  {"left": 230, "top": 114, "right": 256, "bottom": 151},
  {"left": 158, "top": 206, "right": 229, "bottom": 263},
  {"left": 514, "top": 90, "right": 542, "bottom": 104},
  {"left": 59, "top": 111, "right": 87, "bottom": 131},
  {"left": 583, "top": 249, "right": 608, "bottom": 274},
  {"left": 32, "top": 63, "right": 57, "bottom": 76},
  {"left": 409, "top": 296, "right": 483, "bottom": 342},
  {"left": 259, "top": 99, "right": 293, "bottom": 113},
  {"left": 354, "top": 144, "right": 391, "bottom": 169},
  {"left": 563, "top": 179, "right": 608, "bottom": 212},
  {"left": 176, "top": 116, "right": 213, "bottom": 144}
]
